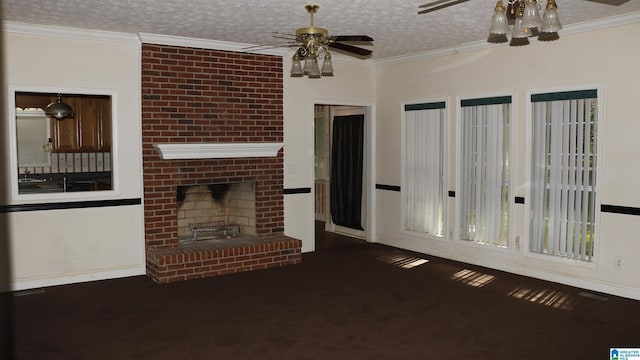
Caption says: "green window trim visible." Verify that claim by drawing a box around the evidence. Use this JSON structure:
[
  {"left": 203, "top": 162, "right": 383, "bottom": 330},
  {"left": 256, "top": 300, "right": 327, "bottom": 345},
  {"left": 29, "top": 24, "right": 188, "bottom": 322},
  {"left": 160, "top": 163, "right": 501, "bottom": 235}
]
[
  {"left": 461, "top": 96, "right": 512, "bottom": 107},
  {"left": 531, "top": 89, "right": 597, "bottom": 102},
  {"left": 404, "top": 102, "right": 446, "bottom": 111}
]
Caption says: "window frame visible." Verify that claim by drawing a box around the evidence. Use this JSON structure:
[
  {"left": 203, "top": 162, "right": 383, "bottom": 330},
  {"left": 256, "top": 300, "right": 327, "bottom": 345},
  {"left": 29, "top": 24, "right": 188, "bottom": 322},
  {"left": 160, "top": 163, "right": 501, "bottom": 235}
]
[
  {"left": 8, "top": 85, "right": 119, "bottom": 203},
  {"left": 524, "top": 86, "right": 603, "bottom": 268},
  {"left": 400, "top": 99, "right": 449, "bottom": 240},
  {"left": 455, "top": 94, "right": 514, "bottom": 251}
]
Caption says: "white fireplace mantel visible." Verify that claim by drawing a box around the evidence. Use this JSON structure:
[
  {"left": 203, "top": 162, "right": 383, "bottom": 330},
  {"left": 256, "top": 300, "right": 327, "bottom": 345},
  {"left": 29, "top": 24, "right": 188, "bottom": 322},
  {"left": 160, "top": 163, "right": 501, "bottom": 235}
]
[{"left": 154, "top": 142, "right": 284, "bottom": 160}]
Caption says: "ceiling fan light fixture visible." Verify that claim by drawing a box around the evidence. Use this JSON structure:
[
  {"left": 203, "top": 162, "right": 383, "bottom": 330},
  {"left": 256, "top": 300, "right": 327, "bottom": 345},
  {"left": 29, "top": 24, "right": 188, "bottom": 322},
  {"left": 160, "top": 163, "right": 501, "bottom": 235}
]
[
  {"left": 288, "top": 4, "right": 372, "bottom": 78},
  {"left": 489, "top": 0, "right": 562, "bottom": 46},
  {"left": 45, "top": 93, "right": 74, "bottom": 120}
]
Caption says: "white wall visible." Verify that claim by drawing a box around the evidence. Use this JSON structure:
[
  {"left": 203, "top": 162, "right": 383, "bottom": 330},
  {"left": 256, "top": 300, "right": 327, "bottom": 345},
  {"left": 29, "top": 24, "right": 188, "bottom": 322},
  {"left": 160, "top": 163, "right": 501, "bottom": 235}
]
[
  {"left": 283, "top": 56, "right": 376, "bottom": 252},
  {"left": 2, "top": 26, "right": 146, "bottom": 290},
  {"left": 374, "top": 22, "right": 640, "bottom": 300}
]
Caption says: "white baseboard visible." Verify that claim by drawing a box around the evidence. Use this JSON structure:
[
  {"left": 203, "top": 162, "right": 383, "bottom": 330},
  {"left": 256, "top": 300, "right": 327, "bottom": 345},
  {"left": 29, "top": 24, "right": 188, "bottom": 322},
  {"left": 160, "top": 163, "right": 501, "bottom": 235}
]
[{"left": 9, "top": 265, "right": 146, "bottom": 291}]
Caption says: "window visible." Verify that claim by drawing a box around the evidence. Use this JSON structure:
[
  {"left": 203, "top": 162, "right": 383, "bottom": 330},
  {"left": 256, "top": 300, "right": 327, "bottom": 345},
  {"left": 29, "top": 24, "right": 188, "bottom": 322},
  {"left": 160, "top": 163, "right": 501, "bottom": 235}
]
[
  {"left": 11, "top": 89, "right": 113, "bottom": 195},
  {"left": 403, "top": 102, "right": 446, "bottom": 237},
  {"left": 459, "top": 96, "right": 511, "bottom": 247},
  {"left": 529, "top": 90, "right": 598, "bottom": 261}
]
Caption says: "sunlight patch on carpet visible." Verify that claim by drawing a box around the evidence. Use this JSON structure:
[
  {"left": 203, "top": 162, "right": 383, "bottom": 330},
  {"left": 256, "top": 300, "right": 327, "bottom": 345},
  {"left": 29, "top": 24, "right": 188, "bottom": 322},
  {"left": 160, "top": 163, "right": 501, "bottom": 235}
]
[
  {"left": 577, "top": 292, "right": 608, "bottom": 301},
  {"left": 508, "top": 287, "right": 578, "bottom": 310},
  {"left": 377, "top": 254, "right": 429, "bottom": 269},
  {"left": 451, "top": 269, "right": 496, "bottom": 287}
]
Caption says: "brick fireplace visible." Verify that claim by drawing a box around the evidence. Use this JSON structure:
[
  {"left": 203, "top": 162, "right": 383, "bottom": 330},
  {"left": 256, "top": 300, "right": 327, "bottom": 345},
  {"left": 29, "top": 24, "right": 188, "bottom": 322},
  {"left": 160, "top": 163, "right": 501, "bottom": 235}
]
[{"left": 141, "top": 43, "right": 301, "bottom": 283}]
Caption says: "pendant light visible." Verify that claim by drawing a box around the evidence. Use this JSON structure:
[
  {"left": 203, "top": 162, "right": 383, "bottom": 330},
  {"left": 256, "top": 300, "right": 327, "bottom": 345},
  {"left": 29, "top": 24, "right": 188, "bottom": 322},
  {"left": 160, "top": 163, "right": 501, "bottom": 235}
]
[{"left": 45, "top": 93, "right": 74, "bottom": 119}]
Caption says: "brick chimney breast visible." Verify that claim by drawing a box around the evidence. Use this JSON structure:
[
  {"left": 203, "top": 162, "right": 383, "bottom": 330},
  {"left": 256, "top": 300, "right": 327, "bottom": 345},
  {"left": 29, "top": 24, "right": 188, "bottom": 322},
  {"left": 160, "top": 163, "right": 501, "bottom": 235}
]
[{"left": 141, "top": 43, "right": 284, "bottom": 249}]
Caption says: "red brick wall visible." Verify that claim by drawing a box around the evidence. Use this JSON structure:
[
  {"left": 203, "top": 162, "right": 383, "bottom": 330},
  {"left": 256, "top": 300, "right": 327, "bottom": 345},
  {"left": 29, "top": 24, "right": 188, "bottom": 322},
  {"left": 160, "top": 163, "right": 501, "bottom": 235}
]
[{"left": 141, "top": 44, "right": 284, "bottom": 249}]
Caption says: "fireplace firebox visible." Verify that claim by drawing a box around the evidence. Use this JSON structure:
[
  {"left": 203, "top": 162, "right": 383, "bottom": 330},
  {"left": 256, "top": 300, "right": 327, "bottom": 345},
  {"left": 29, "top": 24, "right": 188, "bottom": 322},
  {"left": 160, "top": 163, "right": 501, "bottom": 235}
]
[{"left": 177, "top": 182, "right": 256, "bottom": 243}]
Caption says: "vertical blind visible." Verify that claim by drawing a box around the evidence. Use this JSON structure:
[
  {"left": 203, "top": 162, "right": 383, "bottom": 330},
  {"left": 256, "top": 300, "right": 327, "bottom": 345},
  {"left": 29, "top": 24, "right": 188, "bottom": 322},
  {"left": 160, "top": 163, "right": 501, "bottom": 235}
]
[
  {"left": 530, "top": 90, "right": 598, "bottom": 261},
  {"left": 403, "top": 102, "right": 445, "bottom": 236},
  {"left": 460, "top": 96, "right": 511, "bottom": 247}
]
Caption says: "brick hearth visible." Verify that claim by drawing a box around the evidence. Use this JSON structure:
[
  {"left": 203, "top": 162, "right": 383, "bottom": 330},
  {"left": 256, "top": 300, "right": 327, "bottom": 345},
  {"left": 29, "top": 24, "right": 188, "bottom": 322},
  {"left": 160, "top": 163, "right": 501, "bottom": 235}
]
[
  {"left": 146, "top": 235, "right": 302, "bottom": 284},
  {"left": 141, "top": 43, "right": 301, "bottom": 283}
]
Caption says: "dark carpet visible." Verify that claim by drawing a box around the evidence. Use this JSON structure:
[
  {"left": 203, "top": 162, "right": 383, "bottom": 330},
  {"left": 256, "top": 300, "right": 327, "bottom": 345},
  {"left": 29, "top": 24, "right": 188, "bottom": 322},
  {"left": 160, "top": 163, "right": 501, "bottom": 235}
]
[{"left": 9, "top": 228, "right": 640, "bottom": 359}]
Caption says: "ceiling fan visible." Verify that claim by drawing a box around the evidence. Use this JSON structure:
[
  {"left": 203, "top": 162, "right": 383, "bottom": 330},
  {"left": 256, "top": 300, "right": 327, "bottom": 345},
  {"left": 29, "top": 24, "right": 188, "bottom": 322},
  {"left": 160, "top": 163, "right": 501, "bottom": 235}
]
[
  {"left": 418, "top": 0, "right": 470, "bottom": 14},
  {"left": 283, "top": 4, "right": 374, "bottom": 78},
  {"left": 291, "top": 4, "right": 373, "bottom": 58}
]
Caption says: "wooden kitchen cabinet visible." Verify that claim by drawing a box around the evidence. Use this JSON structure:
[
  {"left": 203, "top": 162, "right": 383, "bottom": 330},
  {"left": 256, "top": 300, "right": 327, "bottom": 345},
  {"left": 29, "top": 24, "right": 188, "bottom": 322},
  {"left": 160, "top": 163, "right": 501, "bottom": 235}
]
[
  {"left": 51, "top": 95, "right": 111, "bottom": 153},
  {"left": 51, "top": 97, "right": 79, "bottom": 152},
  {"left": 97, "top": 98, "right": 111, "bottom": 152}
]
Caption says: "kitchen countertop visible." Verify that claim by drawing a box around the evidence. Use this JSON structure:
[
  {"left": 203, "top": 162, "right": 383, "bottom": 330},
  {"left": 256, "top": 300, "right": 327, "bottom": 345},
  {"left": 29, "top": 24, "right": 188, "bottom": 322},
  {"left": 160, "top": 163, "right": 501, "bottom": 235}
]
[{"left": 18, "top": 172, "right": 111, "bottom": 194}]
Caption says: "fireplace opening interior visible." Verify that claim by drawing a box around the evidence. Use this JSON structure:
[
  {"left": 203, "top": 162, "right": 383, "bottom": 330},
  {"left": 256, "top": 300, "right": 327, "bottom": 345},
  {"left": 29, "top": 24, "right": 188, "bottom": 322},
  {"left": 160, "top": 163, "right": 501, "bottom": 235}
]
[{"left": 177, "top": 182, "right": 256, "bottom": 243}]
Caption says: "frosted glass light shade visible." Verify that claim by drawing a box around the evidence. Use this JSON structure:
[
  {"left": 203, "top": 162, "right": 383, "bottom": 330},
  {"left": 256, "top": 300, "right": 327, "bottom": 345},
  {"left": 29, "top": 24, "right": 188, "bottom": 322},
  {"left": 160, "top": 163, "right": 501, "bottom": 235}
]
[
  {"left": 489, "top": 1, "right": 510, "bottom": 35},
  {"left": 320, "top": 56, "right": 334, "bottom": 76},
  {"left": 541, "top": 0, "right": 562, "bottom": 33},
  {"left": 512, "top": 17, "right": 530, "bottom": 39},
  {"left": 522, "top": 0, "right": 542, "bottom": 30},
  {"left": 290, "top": 54, "right": 303, "bottom": 77},
  {"left": 302, "top": 57, "right": 313, "bottom": 75},
  {"left": 304, "top": 57, "right": 321, "bottom": 78}
]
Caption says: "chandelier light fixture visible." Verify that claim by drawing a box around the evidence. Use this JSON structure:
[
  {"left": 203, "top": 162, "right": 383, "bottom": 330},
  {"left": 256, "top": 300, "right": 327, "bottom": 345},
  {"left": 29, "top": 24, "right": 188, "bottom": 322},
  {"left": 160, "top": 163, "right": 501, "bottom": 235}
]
[{"left": 488, "top": 0, "right": 562, "bottom": 46}]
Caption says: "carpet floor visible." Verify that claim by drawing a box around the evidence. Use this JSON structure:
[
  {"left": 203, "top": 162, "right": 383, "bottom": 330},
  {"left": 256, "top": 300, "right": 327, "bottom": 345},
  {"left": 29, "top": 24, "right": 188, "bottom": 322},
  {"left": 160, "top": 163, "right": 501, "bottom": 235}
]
[{"left": 8, "top": 228, "right": 640, "bottom": 359}]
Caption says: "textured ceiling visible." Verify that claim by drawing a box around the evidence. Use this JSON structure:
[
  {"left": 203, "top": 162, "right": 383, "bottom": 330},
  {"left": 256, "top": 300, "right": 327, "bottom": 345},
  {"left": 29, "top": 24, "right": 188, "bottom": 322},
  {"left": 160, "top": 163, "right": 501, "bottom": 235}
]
[{"left": 2, "top": 0, "right": 640, "bottom": 60}]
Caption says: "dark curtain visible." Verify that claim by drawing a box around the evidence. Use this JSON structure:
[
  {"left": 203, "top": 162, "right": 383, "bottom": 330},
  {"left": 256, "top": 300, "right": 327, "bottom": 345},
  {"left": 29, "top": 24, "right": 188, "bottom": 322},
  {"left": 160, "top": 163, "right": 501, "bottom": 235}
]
[{"left": 330, "top": 114, "right": 364, "bottom": 230}]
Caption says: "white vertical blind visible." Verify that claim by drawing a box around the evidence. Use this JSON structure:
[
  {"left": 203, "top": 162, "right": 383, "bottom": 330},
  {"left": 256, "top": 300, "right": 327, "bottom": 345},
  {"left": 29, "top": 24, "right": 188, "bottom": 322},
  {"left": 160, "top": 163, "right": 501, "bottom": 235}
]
[
  {"left": 459, "top": 98, "right": 510, "bottom": 247},
  {"left": 529, "top": 91, "right": 597, "bottom": 261},
  {"left": 404, "top": 104, "right": 445, "bottom": 236}
]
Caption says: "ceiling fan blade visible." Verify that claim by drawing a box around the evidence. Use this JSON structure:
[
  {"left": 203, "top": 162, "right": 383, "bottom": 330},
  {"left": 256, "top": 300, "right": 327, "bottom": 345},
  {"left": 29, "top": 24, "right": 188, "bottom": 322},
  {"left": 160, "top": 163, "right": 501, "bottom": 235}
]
[
  {"left": 240, "top": 42, "right": 296, "bottom": 52},
  {"left": 418, "top": 0, "right": 469, "bottom": 14},
  {"left": 330, "top": 35, "right": 373, "bottom": 42},
  {"left": 585, "top": 0, "right": 630, "bottom": 4},
  {"left": 272, "top": 31, "right": 296, "bottom": 38},
  {"left": 419, "top": 0, "right": 456, "bottom": 8},
  {"left": 328, "top": 42, "right": 372, "bottom": 57},
  {"left": 273, "top": 35, "right": 296, "bottom": 41}
]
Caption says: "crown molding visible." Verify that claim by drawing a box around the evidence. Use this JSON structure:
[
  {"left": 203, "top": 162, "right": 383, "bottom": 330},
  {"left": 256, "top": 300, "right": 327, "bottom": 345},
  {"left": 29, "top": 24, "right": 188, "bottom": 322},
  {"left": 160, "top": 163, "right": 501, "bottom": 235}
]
[
  {"left": 376, "top": 10, "right": 640, "bottom": 66},
  {"left": 2, "top": 21, "right": 139, "bottom": 44},
  {"left": 138, "top": 32, "right": 288, "bottom": 57},
  {"left": 564, "top": 9, "right": 640, "bottom": 33}
]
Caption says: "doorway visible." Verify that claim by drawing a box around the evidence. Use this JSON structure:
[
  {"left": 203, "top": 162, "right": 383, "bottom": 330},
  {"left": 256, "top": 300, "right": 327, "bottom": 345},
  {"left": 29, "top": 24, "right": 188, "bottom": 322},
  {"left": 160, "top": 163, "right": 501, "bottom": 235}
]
[{"left": 314, "top": 105, "right": 369, "bottom": 240}]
